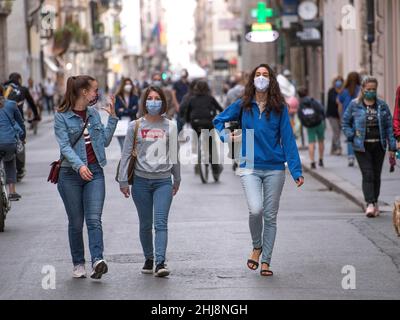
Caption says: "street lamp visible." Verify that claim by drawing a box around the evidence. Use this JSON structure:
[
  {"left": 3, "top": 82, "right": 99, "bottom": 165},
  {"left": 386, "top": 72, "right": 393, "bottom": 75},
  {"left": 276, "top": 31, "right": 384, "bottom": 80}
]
[{"left": 0, "top": 0, "right": 13, "bottom": 82}]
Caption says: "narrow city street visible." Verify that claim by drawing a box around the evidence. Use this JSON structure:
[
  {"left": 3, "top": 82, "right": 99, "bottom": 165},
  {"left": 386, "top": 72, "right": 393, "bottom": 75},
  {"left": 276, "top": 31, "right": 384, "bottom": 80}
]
[{"left": 0, "top": 118, "right": 399, "bottom": 300}]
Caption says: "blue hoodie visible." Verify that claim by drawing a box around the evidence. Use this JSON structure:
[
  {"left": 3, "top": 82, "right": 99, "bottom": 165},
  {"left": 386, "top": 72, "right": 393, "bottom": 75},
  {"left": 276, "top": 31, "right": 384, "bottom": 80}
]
[{"left": 213, "top": 99, "right": 302, "bottom": 181}]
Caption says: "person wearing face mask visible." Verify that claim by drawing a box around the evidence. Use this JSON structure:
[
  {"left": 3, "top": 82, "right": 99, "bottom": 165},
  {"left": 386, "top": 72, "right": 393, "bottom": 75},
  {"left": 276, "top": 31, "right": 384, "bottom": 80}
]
[
  {"left": 118, "top": 86, "right": 181, "bottom": 278},
  {"left": 147, "top": 73, "right": 179, "bottom": 121},
  {"left": 342, "top": 76, "right": 397, "bottom": 218},
  {"left": 114, "top": 78, "right": 140, "bottom": 149},
  {"left": 213, "top": 64, "right": 304, "bottom": 277},
  {"left": 54, "top": 75, "right": 118, "bottom": 280},
  {"left": 326, "top": 76, "right": 344, "bottom": 155}
]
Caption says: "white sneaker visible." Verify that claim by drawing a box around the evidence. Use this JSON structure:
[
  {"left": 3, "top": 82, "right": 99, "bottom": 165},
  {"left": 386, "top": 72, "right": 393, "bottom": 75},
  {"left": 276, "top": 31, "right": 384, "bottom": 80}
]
[
  {"left": 366, "top": 204, "right": 375, "bottom": 218},
  {"left": 90, "top": 259, "right": 108, "bottom": 280},
  {"left": 72, "top": 264, "right": 87, "bottom": 279},
  {"left": 374, "top": 204, "right": 380, "bottom": 217}
]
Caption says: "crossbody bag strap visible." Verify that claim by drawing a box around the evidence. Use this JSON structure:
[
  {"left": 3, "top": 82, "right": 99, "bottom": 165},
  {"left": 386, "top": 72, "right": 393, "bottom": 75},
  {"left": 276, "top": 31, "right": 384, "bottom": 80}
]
[
  {"left": 131, "top": 118, "right": 142, "bottom": 157},
  {"left": 59, "top": 117, "right": 89, "bottom": 163}
]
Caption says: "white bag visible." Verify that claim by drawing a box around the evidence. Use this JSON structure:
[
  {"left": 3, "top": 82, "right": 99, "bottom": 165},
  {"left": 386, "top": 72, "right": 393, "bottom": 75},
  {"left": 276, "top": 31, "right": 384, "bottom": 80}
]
[{"left": 114, "top": 117, "right": 130, "bottom": 137}]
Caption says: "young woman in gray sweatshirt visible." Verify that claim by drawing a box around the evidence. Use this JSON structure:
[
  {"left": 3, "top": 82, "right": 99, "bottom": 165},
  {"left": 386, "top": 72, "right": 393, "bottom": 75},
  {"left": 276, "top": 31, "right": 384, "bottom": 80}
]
[{"left": 118, "top": 86, "right": 181, "bottom": 277}]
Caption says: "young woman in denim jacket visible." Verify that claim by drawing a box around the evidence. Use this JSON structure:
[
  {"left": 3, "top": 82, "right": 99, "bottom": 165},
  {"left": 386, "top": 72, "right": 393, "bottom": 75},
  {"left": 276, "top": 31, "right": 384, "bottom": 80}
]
[
  {"left": 54, "top": 76, "right": 118, "bottom": 280},
  {"left": 0, "top": 89, "right": 25, "bottom": 201},
  {"left": 213, "top": 64, "right": 304, "bottom": 277},
  {"left": 342, "top": 76, "right": 397, "bottom": 217}
]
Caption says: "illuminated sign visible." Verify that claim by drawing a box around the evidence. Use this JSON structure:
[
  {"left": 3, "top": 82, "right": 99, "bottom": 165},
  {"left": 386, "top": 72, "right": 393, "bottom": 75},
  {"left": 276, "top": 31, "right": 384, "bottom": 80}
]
[{"left": 246, "top": 1, "right": 279, "bottom": 43}]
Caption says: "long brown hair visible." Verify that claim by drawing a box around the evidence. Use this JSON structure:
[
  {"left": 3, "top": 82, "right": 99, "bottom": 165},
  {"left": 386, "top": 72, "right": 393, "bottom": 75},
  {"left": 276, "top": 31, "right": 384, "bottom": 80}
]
[
  {"left": 115, "top": 77, "right": 135, "bottom": 99},
  {"left": 344, "top": 72, "right": 361, "bottom": 98},
  {"left": 140, "top": 86, "right": 168, "bottom": 115},
  {"left": 58, "top": 75, "right": 96, "bottom": 113},
  {"left": 242, "top": 64, "right": 285, "bottom": 118}
]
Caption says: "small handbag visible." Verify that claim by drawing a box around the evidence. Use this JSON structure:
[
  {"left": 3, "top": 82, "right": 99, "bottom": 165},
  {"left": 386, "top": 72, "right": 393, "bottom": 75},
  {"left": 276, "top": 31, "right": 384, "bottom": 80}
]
[
  {"left": 116, "top": 118, "right": 141, "bottom": 185},
  {"left": 48, "top": 118, "right": 89, "bottom": 184}
]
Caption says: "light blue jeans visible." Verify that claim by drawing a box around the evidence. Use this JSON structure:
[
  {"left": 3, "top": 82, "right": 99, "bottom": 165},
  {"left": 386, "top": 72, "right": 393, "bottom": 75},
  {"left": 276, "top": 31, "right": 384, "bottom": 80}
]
[
  {"left": 240, "top": 169, "right": 286, "bottom": 266},
  {"left": 347, "top": 142, "right": 355, "bottom": 159},
  {"left": 132, "top": 175, "right": 173, "bottom": 265}
]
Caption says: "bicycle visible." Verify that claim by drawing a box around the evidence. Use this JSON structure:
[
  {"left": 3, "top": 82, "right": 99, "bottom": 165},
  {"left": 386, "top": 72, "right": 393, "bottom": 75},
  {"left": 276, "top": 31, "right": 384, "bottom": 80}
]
[
  {"left": 0, "top": 152, "right": 12, "bottom": 232},
  {"left": 193, "top": 122, "right": 222, "bottom": 184}
]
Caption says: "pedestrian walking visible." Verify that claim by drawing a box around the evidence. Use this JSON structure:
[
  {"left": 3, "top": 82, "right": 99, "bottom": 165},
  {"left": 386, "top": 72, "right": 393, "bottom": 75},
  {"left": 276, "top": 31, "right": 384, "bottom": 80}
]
[
  {"left": 342, "top": 76, "right": 397, "bottom": 217},
  {"left": 3, "top": 73, "right": 41, "bottom": 182},
  {"left": 326, "top": 76, "right": 344, "bottom": 155},
  {"left": 338, "top": 72, "right": 361, "bottom": 167},
  {"left": 0, "top": 86, "right": 25, "bottom": 201},
  {"left": 44, "top": 77, "right": 56, "bottom": 114},
  {"left": 114, "top": 78, "right": 139, "bottom": 150},
  {"left": 186, "top": 80, "right": 224, "bottom": 178},
  {"left": 173, "top": 69, "right": 190, "bottom": 132},
  {"left": 118, "top": 86, "right": 181, "bottom": 278},
  {"left": 393, "top": 85, "right": 400, "bottom": 150},
  {"left": 54, "top": 75, "right": 118, "bottom": 279},
  {"left": 297, "top": 87, "right": 326, "bottom": 169},
  {"left": 213, "top": 64, "right": 304, "bottom": 276}
]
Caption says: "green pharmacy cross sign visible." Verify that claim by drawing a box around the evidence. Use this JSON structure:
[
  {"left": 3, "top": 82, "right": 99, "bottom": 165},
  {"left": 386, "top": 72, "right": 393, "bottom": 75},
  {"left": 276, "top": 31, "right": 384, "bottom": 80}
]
[
  {"left": 247, "top": 1, "right": 279, "bottom": 43},
  {"left": 251, "top": 2, "right": 274, "bottom": 23}
]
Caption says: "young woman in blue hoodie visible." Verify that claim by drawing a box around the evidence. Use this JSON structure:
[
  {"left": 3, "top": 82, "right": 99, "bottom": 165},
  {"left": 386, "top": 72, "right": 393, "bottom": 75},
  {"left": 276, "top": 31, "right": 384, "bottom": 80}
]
[{"left": 213, "top": 64, "right": 304, "bottom": 277}]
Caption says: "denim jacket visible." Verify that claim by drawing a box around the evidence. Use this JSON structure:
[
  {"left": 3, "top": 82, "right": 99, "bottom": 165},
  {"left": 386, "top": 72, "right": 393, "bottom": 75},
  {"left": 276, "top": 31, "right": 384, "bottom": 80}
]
[
  {"left": 0, "top": 99, "right": 26, "bottom": 144},
  {"left": 54, "top": 107, "right": 118, "bottom": 172},
  {"left": 342, "top": 98, "right": 397, "bottom": 152}
]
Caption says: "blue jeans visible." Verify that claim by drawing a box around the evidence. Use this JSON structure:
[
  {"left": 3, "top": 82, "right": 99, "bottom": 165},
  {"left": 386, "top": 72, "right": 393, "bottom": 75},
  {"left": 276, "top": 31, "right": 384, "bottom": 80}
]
[
  {"left": 132, "top": 175, "right": 173, "bottom": 265},
  {"left": 347, "top": 142, "right": 355, "bottom": 159},
  {"left": 117, "top": 136, "right": 125, "bottom": 150},
  {"left": 57, "top": 163, "right": 105, "bottom": 266},
  {"left": 0, "top": 143, "right": 17, "bottom": 184},
  {"left": 240, "top": 169, "right": 286, "bottom": 265}
]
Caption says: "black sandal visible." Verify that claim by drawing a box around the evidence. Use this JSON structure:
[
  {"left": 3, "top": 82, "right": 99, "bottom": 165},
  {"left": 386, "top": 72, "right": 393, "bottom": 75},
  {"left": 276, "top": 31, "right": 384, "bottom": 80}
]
[
  {"left": 260, "top": 262, "right": 274, "bottom": 277},
  {"left": 247, "top": 248, "right": 262, "bottom": 270}
]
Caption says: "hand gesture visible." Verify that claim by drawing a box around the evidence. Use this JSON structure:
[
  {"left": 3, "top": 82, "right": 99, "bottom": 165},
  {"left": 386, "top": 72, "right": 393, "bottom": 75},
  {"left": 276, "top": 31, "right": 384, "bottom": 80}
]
[{"left": 101, "top": 95, "right": 116, "bottom": 117}]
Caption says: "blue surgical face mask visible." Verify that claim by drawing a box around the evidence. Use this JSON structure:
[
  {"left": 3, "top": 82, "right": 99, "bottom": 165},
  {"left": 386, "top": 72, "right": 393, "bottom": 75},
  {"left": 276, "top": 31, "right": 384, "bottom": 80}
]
[
  {"left": 335, "top": 80, "right": 343, "bottom": 89},
  {"left": 146, "top": 100, "right": 163, "bottom": 115}
]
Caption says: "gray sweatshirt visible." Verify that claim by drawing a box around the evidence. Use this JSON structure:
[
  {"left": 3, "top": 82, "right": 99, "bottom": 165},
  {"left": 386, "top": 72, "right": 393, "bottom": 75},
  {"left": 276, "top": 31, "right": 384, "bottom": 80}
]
[{"left": 118, "top": 116, "right": 181, "bottom": 188}]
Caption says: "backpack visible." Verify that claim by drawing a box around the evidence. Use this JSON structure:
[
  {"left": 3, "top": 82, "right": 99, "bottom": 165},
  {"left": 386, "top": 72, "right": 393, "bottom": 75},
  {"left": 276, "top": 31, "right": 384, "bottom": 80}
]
[
  {"left": 4, "top": 83, "right": 24, "bottom": 107},
  {"left": 298, "top": 98, "right": 324, "bottom": 128}
]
